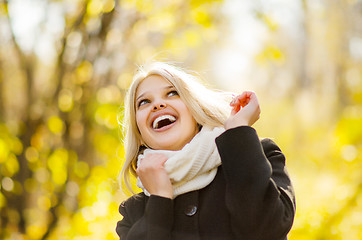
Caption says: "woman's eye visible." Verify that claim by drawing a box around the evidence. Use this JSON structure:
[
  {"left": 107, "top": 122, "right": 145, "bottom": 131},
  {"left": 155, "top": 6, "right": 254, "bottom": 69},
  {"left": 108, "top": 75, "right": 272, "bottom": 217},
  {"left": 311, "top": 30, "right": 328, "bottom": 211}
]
[
  {"left": 167, "top": 90, "right": 178, "bottom": 97},
  {"left": 138, "top": 99, "right": 149, "bottom": 108}
]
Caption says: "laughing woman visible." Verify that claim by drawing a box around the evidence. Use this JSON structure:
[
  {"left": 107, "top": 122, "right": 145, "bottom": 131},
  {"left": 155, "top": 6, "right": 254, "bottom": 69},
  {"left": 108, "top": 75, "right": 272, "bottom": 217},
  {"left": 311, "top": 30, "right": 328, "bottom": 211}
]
[{"left": 116, "top": 62, "right": 295, "bottom": 240}]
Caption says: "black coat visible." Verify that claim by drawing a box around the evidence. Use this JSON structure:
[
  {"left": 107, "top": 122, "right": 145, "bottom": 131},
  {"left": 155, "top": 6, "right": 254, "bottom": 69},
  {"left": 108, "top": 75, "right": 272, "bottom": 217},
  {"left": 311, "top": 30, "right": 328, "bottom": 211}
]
[{"left": 116, "top": 126, "right": 296, "bottom": 240}]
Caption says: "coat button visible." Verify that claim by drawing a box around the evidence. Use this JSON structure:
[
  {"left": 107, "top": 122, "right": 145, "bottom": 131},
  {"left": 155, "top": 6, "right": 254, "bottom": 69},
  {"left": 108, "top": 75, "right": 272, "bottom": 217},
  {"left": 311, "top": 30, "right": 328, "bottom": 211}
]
[{"left": 184, "top": 205, "right": 197, "bottom": 216}]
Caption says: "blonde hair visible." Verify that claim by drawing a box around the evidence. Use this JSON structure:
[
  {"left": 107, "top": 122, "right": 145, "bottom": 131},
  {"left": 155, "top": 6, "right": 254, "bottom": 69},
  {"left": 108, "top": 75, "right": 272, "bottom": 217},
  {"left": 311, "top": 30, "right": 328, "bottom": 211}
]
[{"left": 119, "top": 62, "right": 232, "bottom": 195}]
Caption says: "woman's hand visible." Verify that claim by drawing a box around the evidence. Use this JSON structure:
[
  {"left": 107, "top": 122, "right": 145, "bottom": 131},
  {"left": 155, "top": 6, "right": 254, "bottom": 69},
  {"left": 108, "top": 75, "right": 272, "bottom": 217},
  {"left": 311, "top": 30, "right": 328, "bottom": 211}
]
[
  {"left": 136, "top": 153, "right": 173, "bottom": 199},
  {"left": 224, "top": 91, "right": 261, "bottom": 130}
]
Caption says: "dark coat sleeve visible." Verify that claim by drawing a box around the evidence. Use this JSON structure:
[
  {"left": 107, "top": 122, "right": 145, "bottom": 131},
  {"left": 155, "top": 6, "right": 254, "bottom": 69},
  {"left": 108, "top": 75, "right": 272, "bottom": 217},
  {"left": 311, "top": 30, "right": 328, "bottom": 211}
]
[
  {"left": 215, "top": 126, "right": 295, "bottom": 240},
  {"left": 116, "top": 194, "right": 174, "bottom": 240}
]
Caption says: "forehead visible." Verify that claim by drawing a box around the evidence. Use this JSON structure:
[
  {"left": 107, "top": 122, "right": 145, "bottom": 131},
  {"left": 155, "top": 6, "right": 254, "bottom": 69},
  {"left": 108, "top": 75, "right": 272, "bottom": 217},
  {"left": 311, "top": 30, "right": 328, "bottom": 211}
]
[{"left": 135, "top": 75, "right": 173, "bottom": 97}]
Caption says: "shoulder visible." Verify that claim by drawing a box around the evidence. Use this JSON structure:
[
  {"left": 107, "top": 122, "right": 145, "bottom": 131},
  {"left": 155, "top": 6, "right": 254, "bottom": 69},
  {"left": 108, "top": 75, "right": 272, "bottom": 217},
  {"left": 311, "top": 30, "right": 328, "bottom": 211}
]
[
  {"left": 260, "top": 138, "right": 287, "bottom": 168},
  {"left": 119, "top": 192, "right": 147, "bottom": 217},
  {"left": 260, "top": 137, "right": 278, "bottom": 147},
  {"left": 260, "top": 138, "right": 284, "bottom": 158}
]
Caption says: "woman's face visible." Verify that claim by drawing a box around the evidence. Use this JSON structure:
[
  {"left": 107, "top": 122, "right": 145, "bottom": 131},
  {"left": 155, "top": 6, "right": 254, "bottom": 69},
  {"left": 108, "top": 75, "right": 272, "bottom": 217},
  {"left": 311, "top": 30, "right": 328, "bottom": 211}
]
[{"left": 135, "top": 75, "right": 199, "bottom": 150}]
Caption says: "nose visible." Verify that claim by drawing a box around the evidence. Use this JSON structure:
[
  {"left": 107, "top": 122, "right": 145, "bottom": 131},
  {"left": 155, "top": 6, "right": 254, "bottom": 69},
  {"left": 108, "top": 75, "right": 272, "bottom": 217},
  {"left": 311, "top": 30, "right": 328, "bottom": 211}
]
[{"left": 152, "top": 101, "right": 166, "bottom": 111}]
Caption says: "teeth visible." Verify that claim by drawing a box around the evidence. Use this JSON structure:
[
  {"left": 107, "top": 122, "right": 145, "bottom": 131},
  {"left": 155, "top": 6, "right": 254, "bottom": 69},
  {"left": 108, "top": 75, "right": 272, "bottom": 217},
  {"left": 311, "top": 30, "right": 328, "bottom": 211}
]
[{"left": 153, "top": 115, "right": 176, "bottom": 129}]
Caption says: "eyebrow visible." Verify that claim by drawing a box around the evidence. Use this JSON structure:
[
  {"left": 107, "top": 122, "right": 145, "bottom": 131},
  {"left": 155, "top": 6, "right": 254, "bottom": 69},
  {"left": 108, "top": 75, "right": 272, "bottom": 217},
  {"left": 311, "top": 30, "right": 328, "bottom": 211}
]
[{"left": 136, "top": 85, "right": 175, "bottom": 101}]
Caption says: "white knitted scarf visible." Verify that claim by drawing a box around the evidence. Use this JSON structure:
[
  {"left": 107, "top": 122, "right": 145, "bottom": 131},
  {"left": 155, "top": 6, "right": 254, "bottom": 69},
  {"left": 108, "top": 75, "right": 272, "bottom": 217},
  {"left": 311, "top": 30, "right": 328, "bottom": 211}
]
[{"left": 137, "top": 126, "right": 225, "bottom": 199}]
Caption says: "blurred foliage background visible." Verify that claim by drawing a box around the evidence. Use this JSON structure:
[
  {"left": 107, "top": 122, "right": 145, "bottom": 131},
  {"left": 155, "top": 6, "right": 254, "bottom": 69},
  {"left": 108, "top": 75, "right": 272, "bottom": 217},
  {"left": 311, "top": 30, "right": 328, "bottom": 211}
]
[{"left": 0, "top": 0, "right": 361, "bottom": 239}]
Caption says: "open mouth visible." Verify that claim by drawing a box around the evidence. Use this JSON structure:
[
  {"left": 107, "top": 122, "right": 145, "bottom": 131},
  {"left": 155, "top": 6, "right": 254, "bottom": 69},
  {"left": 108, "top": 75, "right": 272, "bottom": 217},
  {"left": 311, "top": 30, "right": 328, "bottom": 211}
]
[{"left": 152, "top": 115, "right": 176, "bottom": 129}]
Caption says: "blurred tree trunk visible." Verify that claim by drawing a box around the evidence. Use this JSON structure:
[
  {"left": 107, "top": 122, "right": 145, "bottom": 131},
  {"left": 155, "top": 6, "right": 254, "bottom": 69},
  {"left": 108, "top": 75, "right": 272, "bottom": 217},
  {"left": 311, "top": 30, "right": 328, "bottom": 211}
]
[{"left": 3, "top": 0, "right": 33, "bottom": 233}]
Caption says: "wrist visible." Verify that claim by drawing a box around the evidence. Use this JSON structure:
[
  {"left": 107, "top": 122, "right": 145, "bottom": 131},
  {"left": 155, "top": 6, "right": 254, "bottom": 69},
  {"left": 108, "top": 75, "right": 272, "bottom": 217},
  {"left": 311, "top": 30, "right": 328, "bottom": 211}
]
[
  {"left": 151, "top": 190, "right": 173, "bottom": 199},
  {"left": 224, "top": 121, "right": 249, "bottom": 130}
]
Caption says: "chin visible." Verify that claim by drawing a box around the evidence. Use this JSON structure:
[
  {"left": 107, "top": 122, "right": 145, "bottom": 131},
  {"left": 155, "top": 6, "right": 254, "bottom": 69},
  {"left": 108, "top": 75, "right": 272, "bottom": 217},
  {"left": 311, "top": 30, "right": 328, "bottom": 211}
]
[{"left": 156, "top": 143, "right": 180, "bottom": 151}]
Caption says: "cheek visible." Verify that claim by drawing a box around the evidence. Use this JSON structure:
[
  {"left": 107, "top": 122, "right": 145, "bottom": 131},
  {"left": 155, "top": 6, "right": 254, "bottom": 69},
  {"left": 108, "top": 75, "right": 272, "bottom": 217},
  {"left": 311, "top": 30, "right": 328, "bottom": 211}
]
[
  {"left": 135, "top": 112, "right": 146, "bottom": 132},
  {"left": 135, "top": 114, "right": 148, "bottom": 145},
  {"left": 180, "top": 105, "right": 197, "bottom": 127}
]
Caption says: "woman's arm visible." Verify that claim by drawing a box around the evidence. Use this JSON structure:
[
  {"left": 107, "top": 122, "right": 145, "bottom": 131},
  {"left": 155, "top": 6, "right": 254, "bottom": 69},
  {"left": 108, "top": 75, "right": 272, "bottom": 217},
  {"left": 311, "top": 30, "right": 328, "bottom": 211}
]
[
  {"left": 216, "top": 126, "right": 295, "bottom": 240},
  {"left": 116, "top": 194, "right": 174, "bottom": 240},
  {"left": 218, "top": 92, "right": 295, "bottom": 239}
]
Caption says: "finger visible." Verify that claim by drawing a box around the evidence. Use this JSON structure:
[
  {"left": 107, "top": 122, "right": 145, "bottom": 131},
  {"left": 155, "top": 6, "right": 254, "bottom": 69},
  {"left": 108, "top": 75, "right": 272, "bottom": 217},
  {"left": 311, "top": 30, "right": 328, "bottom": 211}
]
[
  {"left": 246, "top": 92, "right": 259, "bottom": 106},
  {"left": 229, "top": 97, "right": 238, "bottom": 106},
  {"left": 239, "top": 91, "right": 258, "bottom": 107},
  {"left": 144, "top": 153, "right": 168, "bottom": 168},
  {"left": 239, "top": 97, "right": 250, "bottom": 108},
  {"left": 233, "top": 92, "right": 249, "bottom": 103},
  {"left": 231, "top": 93, "right": 248, "bottom": 108},
  {"left": 230, "top": 105, "right": 240, "bottom": 116},
  {"left": 230, "top": 95, "right": 243, "bottom": 108},
  {"left": 159, "top": 155, "right": 168, "bottom": 165}
]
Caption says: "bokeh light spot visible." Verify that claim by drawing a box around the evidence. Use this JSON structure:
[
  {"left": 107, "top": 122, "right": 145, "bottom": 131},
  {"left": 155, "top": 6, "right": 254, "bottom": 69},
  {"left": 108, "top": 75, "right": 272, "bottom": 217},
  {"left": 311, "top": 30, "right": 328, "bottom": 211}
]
[
  {"left": 2, "top": 177, "right": 14, "bottom": 192},
  {"left": 47, "top": 116, "right": 64, "bottom": 135}
]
